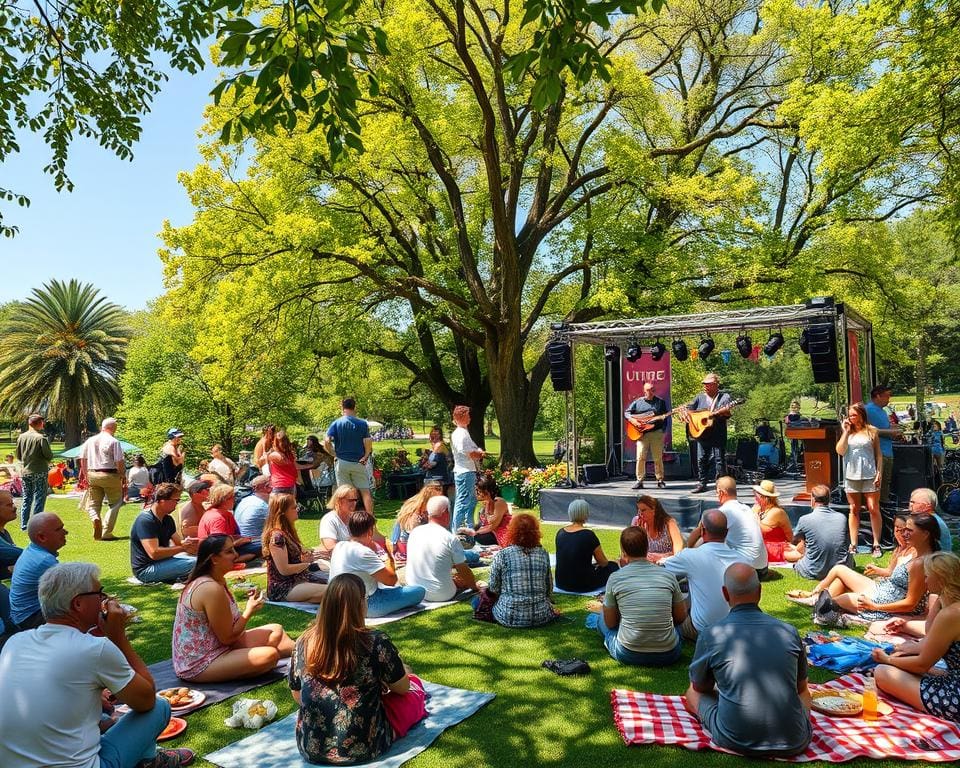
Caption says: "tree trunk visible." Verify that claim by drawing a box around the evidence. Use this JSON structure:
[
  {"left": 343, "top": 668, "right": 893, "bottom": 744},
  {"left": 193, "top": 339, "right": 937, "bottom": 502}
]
[
  {"left": 486, "top": 338, "right": 539, "bottom": 467},
  {"left": 64, "top": 402, "right": 82, "bottom": 449}
]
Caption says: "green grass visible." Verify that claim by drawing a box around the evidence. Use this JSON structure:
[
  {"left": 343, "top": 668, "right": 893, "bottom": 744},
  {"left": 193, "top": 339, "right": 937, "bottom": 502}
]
[{"left": 4, "top": 496, "right": 929, "bottom": 768}]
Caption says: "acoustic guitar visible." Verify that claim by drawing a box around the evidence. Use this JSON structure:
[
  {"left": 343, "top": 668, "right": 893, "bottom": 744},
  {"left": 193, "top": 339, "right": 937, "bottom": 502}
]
[
  {"left": 684, "top": 398, "right": 746, "bottom": 439},
  {"left": 625, "top": 407, "right": 683, "bottom": 442}
]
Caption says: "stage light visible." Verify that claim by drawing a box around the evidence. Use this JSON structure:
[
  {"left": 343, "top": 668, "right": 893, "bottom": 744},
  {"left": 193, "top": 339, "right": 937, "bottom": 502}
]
[
  {"left": 736, "top": 333, "right": 752, "bottom": 359},
  {"left": 764, "top": 330, "right": 785, "bottom": 356},
  {"left": 799, "top": 328, "right": 810, "bottom": 353},
  {"left": 650, "top": 341, "right": 667, "bottom": 361},
  {"left": 604, "top": 345, "right": 620, "bottom": 362},
  {"left": 625, "top": 343, "right": 642, "bottom": 363},
  {"left": 672, "top": 338, "right": 688, "bottom": 362},
  {"left": 698, "top": 337, "right": 715, "bottom": 358}
]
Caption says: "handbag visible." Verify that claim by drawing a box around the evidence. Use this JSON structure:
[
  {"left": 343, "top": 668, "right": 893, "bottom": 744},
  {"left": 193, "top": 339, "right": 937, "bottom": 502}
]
[
  {"left": 472, "top": 587, "right": 498, "bottom": 622},
  {"left": 541, "top": 658, "right": 591, "bottom": 676}
]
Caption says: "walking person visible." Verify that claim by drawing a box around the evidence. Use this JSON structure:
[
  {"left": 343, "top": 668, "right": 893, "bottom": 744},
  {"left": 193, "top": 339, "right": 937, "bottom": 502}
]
[
  {"left": 79, "top": 417, "right": 126, "bottom": 541},
  {"left": 15, "top": 414, "right": 53, "bottom": 530}
]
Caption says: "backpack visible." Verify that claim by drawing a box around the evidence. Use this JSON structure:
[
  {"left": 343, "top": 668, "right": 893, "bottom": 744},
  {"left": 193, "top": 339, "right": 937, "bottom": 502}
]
[
  {"left": 944, "top": 488, "right": 960, "bottom": 516},
  {"left": 147, "top": 459, "right": 165, "bottom": 486}
]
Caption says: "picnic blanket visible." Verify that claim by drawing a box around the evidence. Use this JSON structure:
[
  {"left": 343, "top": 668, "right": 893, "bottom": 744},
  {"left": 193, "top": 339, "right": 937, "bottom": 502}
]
[
  {"left": 612, "top": 673, "right": 960, "bottom": 762},
  {"left": 267, "top": 591, "right": 473, "bottom": 625},
  {"left": 146, "top": 658, "right": 290, "bottom": 714},
  {"left": 805, "top": 635, "right": 892, "bottom": 674},
  {"left": 769, "top": 561, "right": 795, "bottom": 570},
  {"left": 204, "top": 681, "right": 495, "bottom": 768}
]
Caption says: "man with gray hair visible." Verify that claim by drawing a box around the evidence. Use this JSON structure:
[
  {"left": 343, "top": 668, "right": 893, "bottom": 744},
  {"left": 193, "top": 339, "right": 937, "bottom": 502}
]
[
  {"left": 0, "top": 562, "right": 194, "bottom": 768},
  {"left": 6, "top": 512, "right": 67, "bottom": 634},
  {"left": 234, "top": 474, "right": 273, "bottom": 540},
  {"left": 684, "top": 562, "right": 812, "bottom": 758},
  {"left": 908, "top": 487, "right": 952, "bottom": 551},
  {"left": 404, "top": 495, "right": 477, "bottom": 601},
  {"left": 79, "top": 417, "right": 127, "bottom": 540}
]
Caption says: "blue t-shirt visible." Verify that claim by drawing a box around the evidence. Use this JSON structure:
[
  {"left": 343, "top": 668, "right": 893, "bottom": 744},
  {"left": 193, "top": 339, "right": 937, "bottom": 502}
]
[
  {"left": 235, "top": 494, "right": 269, "bottom": 539},
  {"left": 864, "top": 401, "right": 893, "bottom": 458},
  {"left": 9, "top": 542, "right": 59, "bottom": 625},
  {"left": 326, "top": 415, "right": 370, "bottom": 463}
]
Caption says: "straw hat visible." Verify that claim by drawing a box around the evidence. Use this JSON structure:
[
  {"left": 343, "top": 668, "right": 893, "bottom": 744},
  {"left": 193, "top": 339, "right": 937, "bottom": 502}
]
[{"left": 751, "top": 479, "right": 779, "bottom": 499}]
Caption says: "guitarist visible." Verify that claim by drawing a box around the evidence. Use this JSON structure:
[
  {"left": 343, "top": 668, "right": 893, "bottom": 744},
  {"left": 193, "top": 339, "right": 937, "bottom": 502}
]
[
  {"left": 624, "top": 382, "right": 669, "bottom": 490},
  {"left": 684, "top": 373, "right": 734, "bottom": 493}
]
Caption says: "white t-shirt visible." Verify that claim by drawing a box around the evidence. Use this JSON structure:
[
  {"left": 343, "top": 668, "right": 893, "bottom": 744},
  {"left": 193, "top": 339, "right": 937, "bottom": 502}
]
[
  {"left": 126, "top": 465, "right": 150, "bottom": 486},
  {"left": 0, "top": 624, "right": 135, "bottom": 768},
  {"left": 80, "top": 431, "right": 124, "bottom": 471},
  {"left": 208, "top": 457, "right": 236, "bottom": 483},
  {"left": 329, "top": 540, "right": 385, "bottom": 596},
  {"left": 405, "top": 522, "right": 466, "bottom": 602},
  {"left": 662, "top": 542, "right": 749, "bottom": 631},
  {"left": 719, "top": 499, "right": 768, "bottom": 570},
  {"left": 319, "top": 511, "right": 351, "bottom": 549},
  {"left": 451, "top": 427, "right": 479, "bottom": 475}
]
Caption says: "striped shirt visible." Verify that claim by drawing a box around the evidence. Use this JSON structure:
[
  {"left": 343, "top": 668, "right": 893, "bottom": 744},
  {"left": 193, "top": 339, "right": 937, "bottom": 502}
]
[{"left": 603, "top": 559, "right": 683, "bottom": 652}]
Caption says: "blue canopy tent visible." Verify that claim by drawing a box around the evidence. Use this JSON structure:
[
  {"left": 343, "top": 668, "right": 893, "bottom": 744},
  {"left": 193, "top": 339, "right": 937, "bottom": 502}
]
[{"left": 58, "top": 439, "right": 142, "bottom": 458}]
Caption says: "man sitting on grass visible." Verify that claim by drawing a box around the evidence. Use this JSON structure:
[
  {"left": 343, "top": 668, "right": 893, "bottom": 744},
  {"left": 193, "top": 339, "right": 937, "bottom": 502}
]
[
  {"left": 405, "top": 495, "right": 477, "bottom": 602},
  {"left": 130, "top": 483, "right": 198, "bottom": 584},
  {"left": 0, "top": 562, "right": 194, "bottom": 768},
  {"left": 6, "top": 512, "right": 67, "bottom": 634}
]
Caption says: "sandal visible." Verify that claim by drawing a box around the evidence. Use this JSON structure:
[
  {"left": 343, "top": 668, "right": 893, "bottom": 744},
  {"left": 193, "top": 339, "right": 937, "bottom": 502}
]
[
  {"left": 871, "top": 544, "right": 883, "bottom": 558},
  {"left": 787, "top": 589, "right": 815, "bottom": 599}
]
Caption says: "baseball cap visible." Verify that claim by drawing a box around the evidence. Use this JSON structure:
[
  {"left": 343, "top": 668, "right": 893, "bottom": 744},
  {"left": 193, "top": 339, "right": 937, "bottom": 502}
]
[
  {"left": 167, "top": 428, "right": 185, "bottom": 439},
  {"left": 870, "top": 384, "right": 892, "bottom": 398}
]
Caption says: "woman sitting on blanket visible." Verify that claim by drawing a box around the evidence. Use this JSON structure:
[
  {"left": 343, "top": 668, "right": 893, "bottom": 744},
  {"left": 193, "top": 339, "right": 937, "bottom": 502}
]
[
  {"left": 172, "top": 534, "right": 295, "bottom": 682},
  {"left": 555, "top": 499, "right": 619, "bottom": 593},
  {"left": 872, "top": 552, "right": 960, "bottom": 723},
  {"left": 390, "top": 482, "right": 443, "bottom": 562},
  {"left": 810, "top": 515, "right": 939, "bottom": 623},
  {"left": 751, "top": 480, "right": 800, "bottom": 563},
  {"left": 487, "top": 513, "right": 558, "bottom": 628},
  {"left": 262, "top": 493, "right": 327, "bottom": 604},
  {"left": 629, "top": 495, "right": 683, "bottom": 563},
  {"left": 289, "top": 573, "right": 427, "bottom": 764},
  {"left": 864, "top": 514, "right": 916, "bottom": 579},
  {"left": 468, "top": 474, "right": 512, "bottom": 547}
]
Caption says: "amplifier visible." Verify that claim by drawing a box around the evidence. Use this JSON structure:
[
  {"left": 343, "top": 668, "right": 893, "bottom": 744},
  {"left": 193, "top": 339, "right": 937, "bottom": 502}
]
[{"left": 581, "top": 464, "right": 608, "bottom": 484}]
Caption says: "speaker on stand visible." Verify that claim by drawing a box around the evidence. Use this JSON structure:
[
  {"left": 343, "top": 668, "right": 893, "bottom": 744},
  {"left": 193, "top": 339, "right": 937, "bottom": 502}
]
[{"left": 807, "top": 322, "right": 841, "bottom": 384}]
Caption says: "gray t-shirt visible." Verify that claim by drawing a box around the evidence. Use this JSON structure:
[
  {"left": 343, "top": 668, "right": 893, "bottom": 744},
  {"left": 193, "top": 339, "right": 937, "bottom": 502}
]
[
  {"left": 794, "top": 505, "right": 853, "bottom": 580},
  {"left": 603, "top": 559, "right": 683, "bottom": 653},
  {"left": 690, "top": 604, "right": 811, "bottom": 756}
]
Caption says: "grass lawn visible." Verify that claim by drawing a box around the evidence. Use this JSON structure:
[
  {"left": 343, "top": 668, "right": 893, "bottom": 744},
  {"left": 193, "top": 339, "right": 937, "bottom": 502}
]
[{"left": 3, "top": 495, "right": 931, "bottom": 768}]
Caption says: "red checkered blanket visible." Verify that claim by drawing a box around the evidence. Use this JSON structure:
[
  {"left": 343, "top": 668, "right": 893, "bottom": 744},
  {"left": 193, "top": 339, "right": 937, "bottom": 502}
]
[{"left": 612, "top": 673, "right": 960, "bottom": 762}]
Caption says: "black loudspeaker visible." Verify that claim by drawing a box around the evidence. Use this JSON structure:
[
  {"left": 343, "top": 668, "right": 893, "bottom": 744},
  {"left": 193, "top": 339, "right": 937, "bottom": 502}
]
[
  {"left": 736, "top": 438, "right": 758, "bottom": 470},
  {"left": 582, "top": 464, "right": 608, "bottom": 484},
  {"left": 807, "top": 322, "right": 840, "bottom": 383},
  {"left": 892, "top": 444, "right": 933, "bottom": 502},
  {"left": 547, "top": 341, "right": 572, "bottom": 391}
]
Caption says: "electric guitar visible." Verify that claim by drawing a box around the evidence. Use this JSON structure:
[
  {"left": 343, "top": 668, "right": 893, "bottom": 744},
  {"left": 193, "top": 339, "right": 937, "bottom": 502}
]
[
  {"left": 624, "top": 407, "right": 683, "bottom": 442},
  {"left": 683, "top": 398, "right": 746, "bottom": 439}
]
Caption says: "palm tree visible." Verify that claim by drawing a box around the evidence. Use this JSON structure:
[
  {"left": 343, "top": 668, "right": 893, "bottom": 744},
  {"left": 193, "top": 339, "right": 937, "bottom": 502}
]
[{"left": 0, "top": 279, "right": 129, "bottom": 447}]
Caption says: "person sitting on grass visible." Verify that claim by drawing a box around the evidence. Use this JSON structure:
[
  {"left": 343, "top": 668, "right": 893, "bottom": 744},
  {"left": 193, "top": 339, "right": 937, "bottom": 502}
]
[
  {"left": 234, "top": 474, "right": 272, "bottom": 540},
  {"left": 555, "top": 499, "right": 618, "bottom": 593},
  {"left": 390, "top": 481, "right": 443, "bottom": 563},
  {"left": 629, "top": 495, "right": 684, "bottom": 562},
  {"left": 751, "top": 480, "right": 794, "bottom": 563},
  {"left": 329, "top": 510, "right": 425, "bottom": 618},
  {"left": 196, "top": 483, "right": 261, "bottom": 562},
  {"left": 289, "top": 573, "right": 427, "bottom": 765},
  {"left": 405, "top": 496, "right": 477, "bottom": 602},
  {"left": 130, "top": 483, "right": 198, "bottom": 585},
  {"left": 318, "top": 484, "right": 389, "bottom": 558},
  {"left": 487, "top": 513, "right": 558, "bottom": 628},
  {"left": 263, "top": 493, "right": 327, "bottom": 604},
  {"left": 7, "top": 512, "right": 68, "bottom": 634},
  {"left": 864, "top": 514, "right": 915, "bottom": 579},
  {"left": 684, "top": 563, "right": 812, "bottom": 758},
  {"left": 468, "top": 474, "right": 512, "bottom": 547},
  {"left": 177, "top": 480, "right": 212, "bottom": 539},
  {"left": 172, "top": 534, "right": 294, "bottom": 683},
  {"left": 593, "top": 525, "right": 685, "bottom": 666},
  {"left": 872, "top": 552, "right": 960, "bottom": 723},
  {"left": 0, "top": 562, "right": 194, "bottom": 768}
]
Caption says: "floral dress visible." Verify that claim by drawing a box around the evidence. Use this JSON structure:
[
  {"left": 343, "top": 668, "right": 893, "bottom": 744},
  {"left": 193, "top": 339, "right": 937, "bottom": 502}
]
[
  {"left": 266, "top": 528, "right": 313, "bottom": 601},
  {"left": 860, "top": 560, "right": 928, "bottom": 621},
  {"left": 172, "top": 577, "right": 240, "bottom": 679},
  {"left": 920, "top": 639, "right": 960, "bottom": 723},
  {"left": 289, "top": 630, "right": 405, "bottom": 764},
  {"left": 478, "top": 502, "right": 512, "bottom": 547}
]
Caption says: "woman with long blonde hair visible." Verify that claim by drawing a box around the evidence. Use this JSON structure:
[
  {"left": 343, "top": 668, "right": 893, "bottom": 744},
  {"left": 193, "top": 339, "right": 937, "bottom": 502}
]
[
  {"left": 262, "top": 493, "right": 326, "bottom": 604},
  {"left": 389, "top": 482, "right": 443, "bottom": 562},
  {"left": 836, "top": 401, "right": 883, "bottom": 557}
]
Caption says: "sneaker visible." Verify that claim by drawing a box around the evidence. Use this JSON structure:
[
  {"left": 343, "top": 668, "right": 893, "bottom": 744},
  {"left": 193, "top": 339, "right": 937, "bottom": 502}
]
[
  {"left": 657, "top": 480, "right": 666, "bottom": 489},
  {"left": 632, "top": 481, "right": 644, "bottom": 490},
  {"left": 93, "top": 519, "right": 103, "bottom": 540},
  {"left": 691, "top": 485, "right": 708, "bottom": 494},
  {"left": 872, "top": 544, "right": 883, "bottom": 558},
  {"left": 139, "top": 748, "right": 195, "bottom": 768}
]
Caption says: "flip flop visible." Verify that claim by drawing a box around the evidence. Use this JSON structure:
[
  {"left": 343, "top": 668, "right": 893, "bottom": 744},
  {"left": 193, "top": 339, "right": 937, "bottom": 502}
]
[
  {"left": 786, "top": 591, "right": 818, "bottom": 606},
  {"left": 787, "top": 589, "right": 815, "bottom": 599}
]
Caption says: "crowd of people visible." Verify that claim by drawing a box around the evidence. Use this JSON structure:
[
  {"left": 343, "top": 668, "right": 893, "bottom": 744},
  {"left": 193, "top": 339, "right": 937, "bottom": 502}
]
[{"left": 1, "top": 399, "right": 959, "bottom": 767}]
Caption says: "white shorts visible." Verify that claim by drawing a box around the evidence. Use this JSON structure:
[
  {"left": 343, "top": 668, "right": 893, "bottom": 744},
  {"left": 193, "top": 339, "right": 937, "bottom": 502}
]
[{"left": 845, "top": 478, "right": 878, "bottom": 495}]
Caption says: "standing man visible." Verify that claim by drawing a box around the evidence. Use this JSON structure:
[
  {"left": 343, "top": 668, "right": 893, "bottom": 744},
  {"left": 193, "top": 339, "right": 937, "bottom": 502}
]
[
  {"left": 15, "top": 413, "right": 53, "bottom": 530},
  {"left": 683, "top": 373, "right": 734, "bottom": 493},
  {"left": 6, "top": 512, "right": 67, "bottom": 634},
  {"left": 624, "top": 382, "right": 669, "bottom": 490},
  {"left": 160, "top": 428, "right": 186, "bottom": 485},
  {"left": 450, "top": 405, "right": 486, "bottom": 533},
  {"left": 79, "top": 417, "right": 126, "bottom": 540},
  {"left": 864, "top": 384, "right": 902, "bottom": 504},
  {"left": 324, "top": 398, "right": 374, "bottom": 515}
]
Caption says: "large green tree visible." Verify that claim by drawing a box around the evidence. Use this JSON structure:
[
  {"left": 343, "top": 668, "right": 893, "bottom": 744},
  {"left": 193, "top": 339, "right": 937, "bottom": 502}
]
[{"left": 0, "top": 279, "right": 128, "bottom": 447}]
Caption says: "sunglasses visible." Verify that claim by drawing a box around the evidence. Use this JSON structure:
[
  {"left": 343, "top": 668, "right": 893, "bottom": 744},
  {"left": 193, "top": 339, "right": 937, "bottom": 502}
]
[{"left": 76, "top": 588, "right": 107, "bottom": 600}]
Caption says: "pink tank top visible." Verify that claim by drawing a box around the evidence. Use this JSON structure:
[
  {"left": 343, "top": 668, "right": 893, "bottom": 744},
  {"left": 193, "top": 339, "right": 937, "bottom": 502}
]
[{"left": 172, "top": 577, "right": 241, "bottom": 679}]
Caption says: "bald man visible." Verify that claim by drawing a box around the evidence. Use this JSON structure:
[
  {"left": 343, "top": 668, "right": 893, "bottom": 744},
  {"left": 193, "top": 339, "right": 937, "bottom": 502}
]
[
  {"left": 7, "top": 512, "right": 68, "bottom": 632},
  {"left": 79, "top": 417, "right": 126, "bottom": 540},
  {"left": 685, "top": 563, "right": 812, "bottom": 758}
]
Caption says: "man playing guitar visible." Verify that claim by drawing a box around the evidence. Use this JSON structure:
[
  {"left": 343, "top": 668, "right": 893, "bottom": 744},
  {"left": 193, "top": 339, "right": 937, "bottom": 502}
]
[
  {"left": 681, "top": 372, "right": 734, "bottom": 493},
  {"left": 624, "top": 382, "right": 670, "bottom": 490}
]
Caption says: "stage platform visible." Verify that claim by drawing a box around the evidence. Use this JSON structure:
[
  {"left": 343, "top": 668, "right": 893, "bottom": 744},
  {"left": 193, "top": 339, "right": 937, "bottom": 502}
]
[{"left": 540, "top": 476, "right": 820, "bottom": 530}]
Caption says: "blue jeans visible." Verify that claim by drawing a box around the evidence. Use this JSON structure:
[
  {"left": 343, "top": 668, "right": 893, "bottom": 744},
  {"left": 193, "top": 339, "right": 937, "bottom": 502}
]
[
  {"left": 366, "top": 585, "right": 426, "bottom": 618},
  {"left": 452, "top": 471, "right": 477, "bottom": 532},
  {"left": 594, "top": 615, "right": 682, "bottom": 666},
  {"left": 236, "top": 540, "right": 263, "bottom": 561},
  {"left": 99, "top": 697, "right": 170, "bottom": 768},
  {"left": 136, "top": 555, "right": 196, "bottom": 584},
  {"left": 20, "top": 473, "right": 48, "bottom": 529}
]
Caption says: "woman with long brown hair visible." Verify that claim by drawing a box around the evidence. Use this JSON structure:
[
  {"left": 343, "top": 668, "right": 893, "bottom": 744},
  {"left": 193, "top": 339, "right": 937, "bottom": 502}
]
[
  {"left": 630, "top": 495, "right": 683, "bottom": 562},
  {"left": 390, "top": 482, "right": 443, "bottom": 562},
  {"left": 267, "top": 429, "right": 300, "bottom": 495},
  {"left": 262, "top": 493, "right": 326, "bottom": 604},
  {"left": 836, "top": 402, "right": 883, "bottom": 557},
  {"left": 289, "top": 574, "right": 427, "bottom": 763},
  {"left": 253, "top": 424, "right": 276, "bottom": 478}
]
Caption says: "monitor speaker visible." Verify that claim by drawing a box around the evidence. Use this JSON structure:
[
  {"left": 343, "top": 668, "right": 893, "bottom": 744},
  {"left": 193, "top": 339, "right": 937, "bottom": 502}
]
[
  {"left": 807, "top": 322, "right": 840, "bottom": 384},
  {"left": 547, "top": 341, "right": 573, "bottom": 392},
  {"left": 582, "top": 464, "right": 608, "bottom": 484},
  {"left": 892, "top": 445, "right": 933, "bottom": 502}
]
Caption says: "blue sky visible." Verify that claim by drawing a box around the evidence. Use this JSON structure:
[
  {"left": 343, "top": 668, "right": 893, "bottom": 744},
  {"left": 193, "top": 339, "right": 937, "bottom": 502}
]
[{"left": 0, "top": 68, "right": 217, "bottom": 310}]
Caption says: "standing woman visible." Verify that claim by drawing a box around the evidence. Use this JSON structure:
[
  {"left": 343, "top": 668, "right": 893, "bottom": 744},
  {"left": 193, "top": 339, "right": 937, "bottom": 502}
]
[
  {"left": 472, "top": 474, "right": 512, "bottom": 547},
  {"left": 872, "top": 552, "right": 960, "bottom": 723},
  {"left": 253, "top": 424, "right": 276, "bottom": 479},
  {"left": 262, "top": 493, "right": 327, "bottom": 604},
  {"left": 289, "top": 573, "right": 427, "bottom": 764},
  {"left": 267, "top": 430, "right": 299, "bottom": 495},
  {"left": 630, "top": 495, "right": 683, "bottom": 563},
  {"left": 836, "top": 402, "right": 883, "bottom": 558},
  {"left": 420, "top": 426, "right": 453, "bottom": 494}
]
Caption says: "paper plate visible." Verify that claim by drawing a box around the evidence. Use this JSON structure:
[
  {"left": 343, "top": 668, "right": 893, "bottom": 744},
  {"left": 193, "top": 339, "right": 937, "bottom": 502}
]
[
  {"left": 810, "top": 690, "right": 893, "bottom": 718},
  {"left": 158, "top": 716, "right": 187, "bottom": 741},
  {"left": 159, "top": 688, "right": 206, "bottom": 711}
]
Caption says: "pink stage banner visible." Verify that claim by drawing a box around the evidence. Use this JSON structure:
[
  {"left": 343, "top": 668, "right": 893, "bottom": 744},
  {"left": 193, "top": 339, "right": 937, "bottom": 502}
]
[
  {"left": 621, "top": 352, "right": 672, "bottom": 462},
  {"left": 848, "top": 330, "right": 863, "bottom": 404}
]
